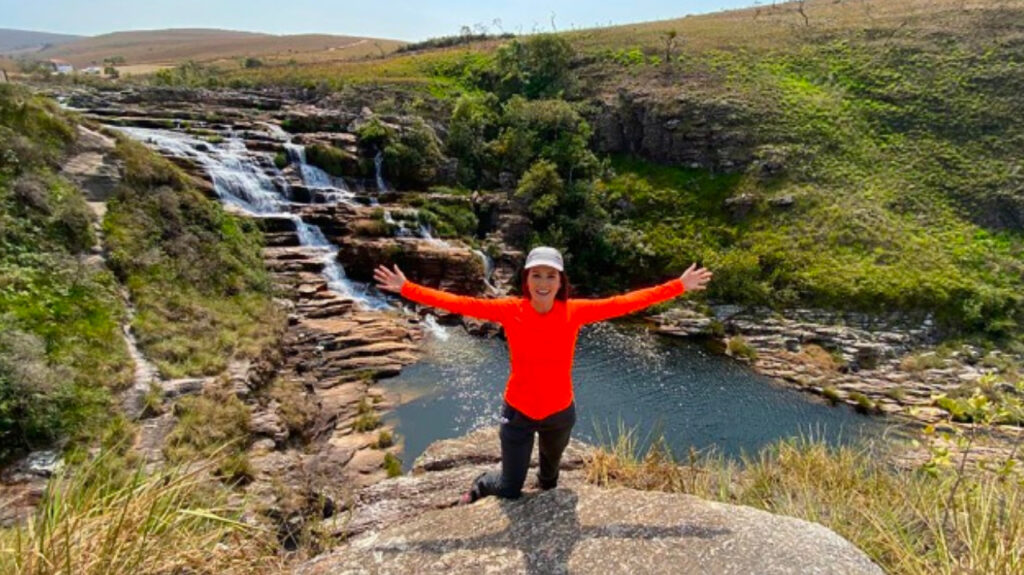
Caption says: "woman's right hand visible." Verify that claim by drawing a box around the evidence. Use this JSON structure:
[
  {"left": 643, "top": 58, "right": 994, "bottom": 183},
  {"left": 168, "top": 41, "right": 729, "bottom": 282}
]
[{"left": 373, "top": 264, "right": 407, "bottom": 293}]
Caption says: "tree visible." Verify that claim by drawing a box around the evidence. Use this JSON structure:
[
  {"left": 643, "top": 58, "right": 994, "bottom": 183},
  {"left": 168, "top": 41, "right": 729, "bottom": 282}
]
[{"left": 493, "top": 34, "right": 575, "bottom": 99}]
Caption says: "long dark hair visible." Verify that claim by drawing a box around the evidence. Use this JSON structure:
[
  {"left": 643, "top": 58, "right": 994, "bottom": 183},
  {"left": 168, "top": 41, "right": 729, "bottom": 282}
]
[{"left": 520, "top": 267, "right": 571, "bottom": 301}]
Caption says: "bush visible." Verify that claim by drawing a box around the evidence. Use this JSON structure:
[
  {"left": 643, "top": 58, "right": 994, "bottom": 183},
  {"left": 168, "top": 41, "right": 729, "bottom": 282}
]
[
  {"left": 726, "top": 336, "right": 758, "bottom": 361},
  {"left": 383, "top": 452, "right": 402, "bottom": 477},
  {"left": 492, "top": 34, "right": 575, "bottom": 99},
  {"left": 305, "top": 143, "right": 360, "bottom": 178},
  {"left": 375, "top": 429, "right": 394, "bottom": 449}
]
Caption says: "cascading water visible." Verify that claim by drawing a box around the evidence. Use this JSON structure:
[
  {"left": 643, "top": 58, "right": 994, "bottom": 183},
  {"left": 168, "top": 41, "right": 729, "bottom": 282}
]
[
  {"left": 284, "top": 142, "right": 356, "bottom": 205},
  {"left": 374, "top": 150, "right": 388, "bottom": 193},
  {"left": 116, "top": 126, "right": 387, "bottom": 309},
  {"left": 471, "top": 249, "right": 498, "bottom": 293}
]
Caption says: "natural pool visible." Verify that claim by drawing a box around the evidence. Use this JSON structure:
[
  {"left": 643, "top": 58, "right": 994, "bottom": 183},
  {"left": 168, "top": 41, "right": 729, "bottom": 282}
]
[{"left": 383, "top": 321, "right": 889, "bottom": 471}]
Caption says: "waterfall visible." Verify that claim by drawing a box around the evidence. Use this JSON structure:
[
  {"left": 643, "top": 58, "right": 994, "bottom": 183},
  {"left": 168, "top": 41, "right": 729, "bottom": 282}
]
[
  {"left": 472, "top": 248, "right": 498, "bottom": 292},
  {"left": 284, "top": 142, "right": 355, "bottom": 204},
  {"left": 116, "top": 126, "right": 385, "bottom": 309},
  {"left": 374, "top": 150, "right": 388, "bottom": 192}
]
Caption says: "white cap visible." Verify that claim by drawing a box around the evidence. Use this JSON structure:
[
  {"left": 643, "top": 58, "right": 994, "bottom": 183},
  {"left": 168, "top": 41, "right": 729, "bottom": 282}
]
[{"left": 524, "top": 246, "right": 564, "bottom": 272}]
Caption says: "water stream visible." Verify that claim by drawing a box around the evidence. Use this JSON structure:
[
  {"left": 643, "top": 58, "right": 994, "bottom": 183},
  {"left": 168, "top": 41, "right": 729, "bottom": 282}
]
[{"left": 117, "top": 127, "right": 386, "bottom": 309}]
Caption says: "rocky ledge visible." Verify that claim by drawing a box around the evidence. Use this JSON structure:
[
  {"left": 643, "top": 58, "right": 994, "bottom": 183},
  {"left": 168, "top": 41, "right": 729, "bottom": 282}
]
[{"left": 297, "top": 428, "right": 882, "bottom": 575}]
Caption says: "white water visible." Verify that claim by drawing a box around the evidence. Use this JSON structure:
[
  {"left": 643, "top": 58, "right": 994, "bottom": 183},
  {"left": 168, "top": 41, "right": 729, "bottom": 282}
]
[
  {"left": 374, "top": 150, "right": 388, "bottom": 192},
  {"left": 284, "top": 142, "right": 357, "bottom": 205},
  {"left": 421, "top": 314, "right": 450, "bottom": 341},
  {"left": 116, "top": 126, "right": 386, "bottom": 309},
  {"left": 471, "top": 249, "right": 498, "bottom": 293}
]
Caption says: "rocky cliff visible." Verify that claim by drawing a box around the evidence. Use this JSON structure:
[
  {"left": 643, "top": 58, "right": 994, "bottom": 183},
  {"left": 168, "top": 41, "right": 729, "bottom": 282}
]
[{"left": 298, "top": 428, "right": 882, "bottom": 575}]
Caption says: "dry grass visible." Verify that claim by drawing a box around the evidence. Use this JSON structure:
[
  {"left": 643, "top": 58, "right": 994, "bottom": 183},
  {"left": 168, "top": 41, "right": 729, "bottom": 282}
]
[
  {"left": 585, "top": 424, "right": 1024, "bottom": 574},
  {"left": 795, "top": 343, "right": 841, "bottom": 372},
  {"left": 0, "top": 448, "right": 284, "bottom": 574},
  {"left": 567, "top": 0, "right": 1010, "bottom": 55},
  {"left": 31, "top": 29, "right": 404, "bottom": 67}
]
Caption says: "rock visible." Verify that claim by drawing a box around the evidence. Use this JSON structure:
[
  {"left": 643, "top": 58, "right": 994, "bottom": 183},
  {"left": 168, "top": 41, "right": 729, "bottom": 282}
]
[
  {"left": 413, "top": 427, "right": 591, "bottom": 473},
  {"left": 61, "top": 126, "right": 123, "bottom": 201},
  {"left": 589, "top": 89, "right": 755, "bottom": 173},
  {"left": 302, "top": 484, "right": 881, "bottom": 575}
]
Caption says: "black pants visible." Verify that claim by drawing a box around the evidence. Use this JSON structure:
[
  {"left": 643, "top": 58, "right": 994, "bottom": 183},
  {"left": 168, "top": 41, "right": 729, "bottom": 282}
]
[{"left": 470, "top": 401, "right": 576, "bottom": 500}]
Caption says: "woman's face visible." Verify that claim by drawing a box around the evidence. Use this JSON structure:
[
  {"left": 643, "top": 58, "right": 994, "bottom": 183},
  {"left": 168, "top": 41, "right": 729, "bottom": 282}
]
[{"left": 526, "top": 265, "right": 561, "bottom": 304}]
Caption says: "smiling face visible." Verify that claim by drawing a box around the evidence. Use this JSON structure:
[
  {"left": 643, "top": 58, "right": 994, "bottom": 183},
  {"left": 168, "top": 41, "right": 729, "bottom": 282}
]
[{"left": 526, "top": 265, "right": 562, "bottom": 306}]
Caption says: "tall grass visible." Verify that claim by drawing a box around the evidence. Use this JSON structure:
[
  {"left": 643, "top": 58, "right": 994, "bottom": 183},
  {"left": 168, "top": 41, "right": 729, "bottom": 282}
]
[
  {"left": 0, "top": 447, "right": 283, "bottom": 574},
  {"left": 585, "top": 424, "right": 1024, "bottom": 574}
]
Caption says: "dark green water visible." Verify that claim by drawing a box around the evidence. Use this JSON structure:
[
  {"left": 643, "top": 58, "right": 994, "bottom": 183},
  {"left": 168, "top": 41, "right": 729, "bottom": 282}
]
[{"left": 383, "top": 321, "right": 886, "bottom": 471}]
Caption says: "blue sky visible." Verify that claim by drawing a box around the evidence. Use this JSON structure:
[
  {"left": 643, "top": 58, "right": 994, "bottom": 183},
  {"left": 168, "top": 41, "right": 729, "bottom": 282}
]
[{"left": 1, "top": 0, "right": 757, "bottom": 41}]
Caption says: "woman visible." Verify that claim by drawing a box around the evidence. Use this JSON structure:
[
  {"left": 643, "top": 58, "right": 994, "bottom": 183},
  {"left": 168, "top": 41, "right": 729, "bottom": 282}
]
[{"left": 373, "top": 246, "right": 712, "bottom": 504}]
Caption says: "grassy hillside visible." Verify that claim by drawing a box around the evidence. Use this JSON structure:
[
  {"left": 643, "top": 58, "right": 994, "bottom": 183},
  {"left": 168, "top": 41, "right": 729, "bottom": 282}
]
[
  {"left": 203, "top": 0, "right": 1024, "bottom": 340},
  {"left": 0, "top": 84, "right": 130, "bottom": 461},
  {"left": 0, "top": 28, "right": 82, "bottom": 54},
  {"left": 33, "top": 28, "right": 405, "bottom": 68},
  {"left": 0, "top": 83, "right": 281, "bottom": 463}
]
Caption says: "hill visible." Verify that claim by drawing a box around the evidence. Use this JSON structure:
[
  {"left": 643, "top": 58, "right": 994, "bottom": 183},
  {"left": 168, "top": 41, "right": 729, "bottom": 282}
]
[
  {"left": 31, "top": 28, "right": 405, "bottom": 67},
  {"left": 0, "top": 28, "right": 82, "bottom": 55}
]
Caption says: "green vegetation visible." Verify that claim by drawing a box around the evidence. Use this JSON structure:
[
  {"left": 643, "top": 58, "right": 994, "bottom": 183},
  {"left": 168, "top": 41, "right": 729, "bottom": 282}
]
[
  {"left": 0, "top": 445, "right": 282, "bottom": 574},
  {"left": 725, "top": 335, "right": 758, "bottom": 362},
  {"left": 382, "top": 452, "right": 402, "bottom": 478},
  {"left": 822, "top": 386, "right": 842, "bottom": 405},
  {"left": 375, "top": 429, "right": 394, "bottom": 449},
  {"left": 935, "top": 376, "right": 1024, "bottom": 426},
  {"left": 305, "top": 143, "right": 360, "bottom": 178},
  {"left": 352, "top": 397, "right": 381, "bottom": 432},
  {"left": 163, "top": 383, "right": 253, "bottom": 484},
  {"left": 0, "top": 84, "right": 132, "bottom": 463},
  {"left": 103, "top": 138, "right": 282, "bottom": 378},
  {"left": 586, "top": 424, "right": 1024, "bottom": 575}
]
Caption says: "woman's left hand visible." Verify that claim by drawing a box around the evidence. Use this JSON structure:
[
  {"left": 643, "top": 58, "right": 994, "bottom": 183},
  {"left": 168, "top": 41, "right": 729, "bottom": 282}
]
[{"left": 680, "top": 263, "right": 713, "bottom": 292}]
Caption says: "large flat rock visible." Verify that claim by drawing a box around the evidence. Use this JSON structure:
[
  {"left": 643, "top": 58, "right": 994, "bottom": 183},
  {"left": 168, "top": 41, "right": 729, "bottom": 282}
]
[{"left": 299, "top": 484, "right": 882, "bottom": 575}]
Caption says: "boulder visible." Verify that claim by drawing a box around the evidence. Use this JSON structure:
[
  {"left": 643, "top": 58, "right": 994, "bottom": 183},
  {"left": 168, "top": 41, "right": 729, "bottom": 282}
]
[{"left": 299, "top": 428, "right": 882, "bottom": 575}]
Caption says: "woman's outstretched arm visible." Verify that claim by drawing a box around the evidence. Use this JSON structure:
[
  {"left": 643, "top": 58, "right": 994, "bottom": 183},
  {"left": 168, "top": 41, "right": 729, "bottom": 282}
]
[
  {"left": 374, "top": 264, "right": 512, "bottom": 322},
  {"left": 569, "top": 263, "right": 713, "bottom": 325}
]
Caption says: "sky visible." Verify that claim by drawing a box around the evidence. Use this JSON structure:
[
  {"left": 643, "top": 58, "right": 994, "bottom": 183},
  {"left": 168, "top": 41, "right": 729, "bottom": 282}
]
[{"left": 1, "top": 0, "right": 758, "bottom": 41}]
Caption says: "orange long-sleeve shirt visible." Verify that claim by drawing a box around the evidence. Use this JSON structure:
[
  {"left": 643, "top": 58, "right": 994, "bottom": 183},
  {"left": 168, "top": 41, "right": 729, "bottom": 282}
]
[{"left": 400, "top": 278, "right": 685, "bottom": 420}]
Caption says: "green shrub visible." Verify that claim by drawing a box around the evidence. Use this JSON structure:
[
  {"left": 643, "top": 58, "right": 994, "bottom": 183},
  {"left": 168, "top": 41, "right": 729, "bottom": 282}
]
[
  {"left": 848, "top": 392, "right": 878, "bottom": 415},
  {"left": 726, "top": 336, "right": 758, "bottom": 361},
  {"left": 375, "top": 429, "right": 394, "bottom": 449},
  {"left": 273, "top": 150, "right": 288, "bottom": 170},
  {"left": 352, "top": 397, "right": 380, "bottom": 432},
  {"left": 822, "top": 386, "right": 842, "bottom": 405},
  {"left": 305, "top": 143, "right": 360, "bottom": 177},
  {"left": 383, "top": 452, "right": 402, "bottom": 477}
]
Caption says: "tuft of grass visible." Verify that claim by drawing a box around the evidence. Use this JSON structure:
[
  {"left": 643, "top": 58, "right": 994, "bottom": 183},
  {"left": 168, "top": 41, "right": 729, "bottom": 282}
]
[
  {"left": 726, "top": 335, "right": 758, "bottom": 362},
  {"left": 798, "top": 343, "right": 840, "bottom": 372},
  {"left": 0, "top": 446, "right": 283, "bottom": 574},
  {"left": 162, "top": 384, "right": 253, "bottom": 484},
  {"left": 900, "top": 352, "right": 947, "bottom": 372},
  {"left": 374, "top": 429, "right": 394, "bottom": 449},
  {"left": 141, "top": 380, "right": 165, "bottom": 417},
  {"left": 822, "top": 386, "right": 842, "bottom": 405},
  {"left": 352, "top": 398, "right": 381, "bottom": 432},
  {"left": 884, "top": 387, "right": 907, "bottom": 403},
  {"left": 848, "top": 391, "right": 879, "bottom": 415},
  {"left": 585, "top": 425, "right": 1024, "bottom": 575},
  {"left": 382, "top": 452, "right": 402, "bottom": 478}
]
